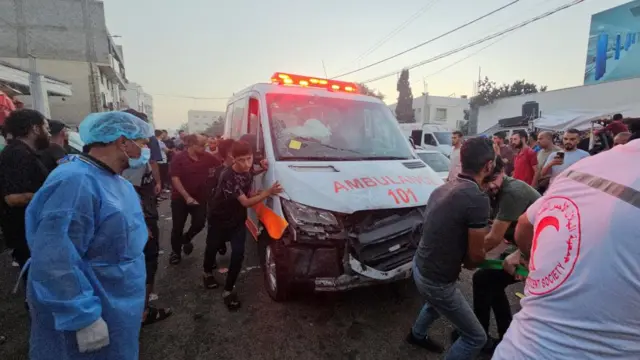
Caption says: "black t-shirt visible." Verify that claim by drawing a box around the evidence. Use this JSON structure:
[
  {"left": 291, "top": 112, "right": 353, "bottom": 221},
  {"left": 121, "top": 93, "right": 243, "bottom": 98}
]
[
  {"left": 38, "top": 143, "right": 67, "bottom": 172},
  {"left": 209, "top": 167, "right": 253, "bottom": 229},
  {"left": 414, "top": 174, "right": 490, "bottom": 284},
  {"left": 0, "top": 140, "right": 50, "bottom": 245}
]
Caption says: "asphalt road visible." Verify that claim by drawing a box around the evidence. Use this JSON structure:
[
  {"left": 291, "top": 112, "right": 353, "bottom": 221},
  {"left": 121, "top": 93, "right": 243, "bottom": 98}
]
[{"left": 0, "top": 200, "right": 522, "bottom": 360}]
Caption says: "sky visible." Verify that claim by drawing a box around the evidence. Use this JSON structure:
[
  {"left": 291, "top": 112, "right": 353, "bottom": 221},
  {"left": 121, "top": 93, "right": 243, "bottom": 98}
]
[{"left": 103, "top": 0, "right": 632, "bottom": 130}]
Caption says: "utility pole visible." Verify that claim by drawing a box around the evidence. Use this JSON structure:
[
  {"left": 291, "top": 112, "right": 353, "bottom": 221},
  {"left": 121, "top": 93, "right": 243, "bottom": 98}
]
[{"left": 28, "top": 55, "right": 51, "bottom": 118}]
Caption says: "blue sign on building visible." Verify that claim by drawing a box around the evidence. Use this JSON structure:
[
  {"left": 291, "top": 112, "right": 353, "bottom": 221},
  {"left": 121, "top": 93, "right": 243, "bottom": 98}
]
[{"left": 584, "top": 0, "right": 640, "bottom": 85}]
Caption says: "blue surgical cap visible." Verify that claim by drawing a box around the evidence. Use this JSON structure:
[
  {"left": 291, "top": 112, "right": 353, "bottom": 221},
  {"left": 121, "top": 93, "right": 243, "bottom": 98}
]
[{"left": 79, "top": 111, "right": 153, "bottom": 145}]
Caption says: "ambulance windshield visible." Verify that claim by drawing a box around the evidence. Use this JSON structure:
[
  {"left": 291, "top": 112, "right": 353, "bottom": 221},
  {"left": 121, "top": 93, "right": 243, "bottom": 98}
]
[{"left": 266, "top": 93, "right": 414, "bottom": 161}]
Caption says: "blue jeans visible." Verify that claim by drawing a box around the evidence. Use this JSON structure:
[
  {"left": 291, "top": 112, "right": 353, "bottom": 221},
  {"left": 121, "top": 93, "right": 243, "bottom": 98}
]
[{"left": 411, "top": 262, "right": 487, "bottom": 360}]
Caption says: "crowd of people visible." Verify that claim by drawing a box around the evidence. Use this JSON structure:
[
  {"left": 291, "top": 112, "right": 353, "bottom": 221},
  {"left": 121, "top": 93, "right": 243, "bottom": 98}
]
[
  {"left": 0, "top": 105, "right": 638, "bottom": 359},
  {"left": 409, "top": 115, "right": 639, "bottom": 359},
  {"left": 0, "top": 107, "right": 278, "bottom": 359}
]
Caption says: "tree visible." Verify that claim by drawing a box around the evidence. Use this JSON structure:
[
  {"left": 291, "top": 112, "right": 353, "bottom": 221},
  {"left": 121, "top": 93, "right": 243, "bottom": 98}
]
[
  {"left": 395, "top": 69, "right": 415, "bottom": 123},
  {"left": 470, "top": 77, "right": 547, "bottom": 108},
  {"left": 203, "top": 116, "right": 225, "bottom": 137},
  {"left": 357, "top": 83, "right": 385, "bottom": 100}
]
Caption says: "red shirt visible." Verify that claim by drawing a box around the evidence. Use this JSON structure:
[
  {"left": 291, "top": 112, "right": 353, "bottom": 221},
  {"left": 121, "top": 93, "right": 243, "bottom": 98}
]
[
  {"left": 170, "top": 151, "right": 221, "bottom": 203},
  {"left": 513, "top": 147, "right": 538, "bottom": 185}
]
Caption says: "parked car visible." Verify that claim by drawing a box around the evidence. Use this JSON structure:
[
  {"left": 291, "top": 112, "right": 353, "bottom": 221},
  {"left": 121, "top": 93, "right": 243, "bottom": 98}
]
[{"left": 415, "top": 148, "right": 450, "bottom": 183}]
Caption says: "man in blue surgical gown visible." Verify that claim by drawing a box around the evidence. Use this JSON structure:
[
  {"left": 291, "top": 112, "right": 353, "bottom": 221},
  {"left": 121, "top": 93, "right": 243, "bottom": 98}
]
[{"left": 25, "top": 111, "right": 153, "bottom": 360}]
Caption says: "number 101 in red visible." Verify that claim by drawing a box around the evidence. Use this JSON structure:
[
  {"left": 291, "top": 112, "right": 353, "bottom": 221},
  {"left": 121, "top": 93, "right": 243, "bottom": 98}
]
[{"left": 388, "top": 188, "right": 418, "bottom": 204}]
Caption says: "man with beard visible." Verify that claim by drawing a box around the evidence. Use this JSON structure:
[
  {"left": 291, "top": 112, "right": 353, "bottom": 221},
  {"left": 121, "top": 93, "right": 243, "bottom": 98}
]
[
  {"left": 492, "top": 132, "right": 514, "bottom": 176},
  {"left": 0, "top": 109, "right": 51, "bottom": 269},
  {"left": 169, "top": 134, "right": 220, "bottom": 265},
  {"left": 469, "top": 156, "right": 539, "bottom": 354},
  {"left": 407, "top": 137, "right": 498, "bottom": 359},
  {"left": 540, "top": 128, "right": 589, "bottom": 184},
  {"left": 38, "top": 119, "right": 69, "bottom": 172},
  {"left": 510, "top": 130, "right": 538, "bottom": 187}
]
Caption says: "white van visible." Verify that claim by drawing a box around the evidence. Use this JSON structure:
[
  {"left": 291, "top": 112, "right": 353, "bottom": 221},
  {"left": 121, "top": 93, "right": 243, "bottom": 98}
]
[
  {"left": 224, "top": 72, "right": 443, "bottom": 301},
  {"left": 400, "top": 123, "right": 453, "bottom": 157}
]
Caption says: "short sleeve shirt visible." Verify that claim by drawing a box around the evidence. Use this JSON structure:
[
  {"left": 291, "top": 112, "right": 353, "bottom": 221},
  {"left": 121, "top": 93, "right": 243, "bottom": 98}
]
[
  {"left": 494, "top": 139, "right": 640, "bottom": 359},
  {"left": 0, "top": 140, "right": 50, "bottom": 239},
  {"left": 494, "top": 176, "right": 540, "bottom": 241},
  {"left": 414, "top": 174, "right": 490, "bottom": 283},
  {"left": 544, "top": 149, "right": 589, "bottom": 182},
  {"left": 158, "top": 140, "right": 168, "bottom": 163},
  {"left": 513, "top": 147, "right": 538, "bottom": 185},
  {"left": 148, "top": 136, "right": 163, "bottom": 162},
  {"left": 170, "top": 151, "right": 221, "bottom": 203},
  {"left": 209, "top": 167, "right": 253, "bottom": 229},
  {"left": 499, "top": 145, "right": 515, "bottom": 176}
]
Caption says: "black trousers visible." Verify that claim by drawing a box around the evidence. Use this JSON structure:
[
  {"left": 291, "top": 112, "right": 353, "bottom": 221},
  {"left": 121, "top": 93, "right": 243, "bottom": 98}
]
[
  {"left": 144, "top": 219, "right": 159, "bottom": 285},
  {"left": 170, "top": 198, "right": 207, "bottom": 254},
  {"left": 203, "top": 224, "right": 246, "bottom": 292},
  {"left": 472, "top": 268, "right": 519, "bottom": 338},
  {"left": 1, "top": 220, "right": 30, "bottom": 269},
  {"left": 159, "top": 163, "right": 170, "bottom": 189}
]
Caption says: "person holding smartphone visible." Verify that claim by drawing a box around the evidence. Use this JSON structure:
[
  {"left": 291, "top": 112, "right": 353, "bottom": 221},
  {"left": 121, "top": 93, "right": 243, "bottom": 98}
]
[{"left": 540, "top": 129, "right": 589, "bottom": 184}]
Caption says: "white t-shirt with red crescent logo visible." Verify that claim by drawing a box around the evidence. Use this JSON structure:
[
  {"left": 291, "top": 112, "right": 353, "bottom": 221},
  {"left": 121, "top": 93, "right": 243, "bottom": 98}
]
[{"left": 494, "top": 139, "right": 640, "bottom": 360}]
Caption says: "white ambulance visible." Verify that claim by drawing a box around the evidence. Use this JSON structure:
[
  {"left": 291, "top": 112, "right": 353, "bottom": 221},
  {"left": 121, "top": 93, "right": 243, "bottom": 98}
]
[{"left": 223, "top": 72, "right": 443, "bottom": 301}]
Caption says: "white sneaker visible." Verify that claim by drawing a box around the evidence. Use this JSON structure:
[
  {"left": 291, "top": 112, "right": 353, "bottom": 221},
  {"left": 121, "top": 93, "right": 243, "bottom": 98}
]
[
  {"left": 11, "top": 261, "right": 19, "bottom": 267},
  {"left": 149, "top": 293, "right": 159, "bottom": 302}
]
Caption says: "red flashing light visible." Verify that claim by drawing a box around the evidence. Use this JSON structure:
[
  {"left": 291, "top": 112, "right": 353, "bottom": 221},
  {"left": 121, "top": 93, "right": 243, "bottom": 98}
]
[{"left": 270, "top": 72, "right": 359, "bottom": 93}]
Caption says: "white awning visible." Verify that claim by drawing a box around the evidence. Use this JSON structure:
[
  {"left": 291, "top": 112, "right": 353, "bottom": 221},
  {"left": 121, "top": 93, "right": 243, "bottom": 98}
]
[{"left": 0, "top": 61, "right": 73, "bottom": 97}]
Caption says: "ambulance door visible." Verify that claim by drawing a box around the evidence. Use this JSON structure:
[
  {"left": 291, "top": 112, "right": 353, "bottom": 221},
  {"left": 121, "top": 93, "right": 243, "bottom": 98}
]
[{"left": 245, "top": 96, "right": 265, "bottom": 240}]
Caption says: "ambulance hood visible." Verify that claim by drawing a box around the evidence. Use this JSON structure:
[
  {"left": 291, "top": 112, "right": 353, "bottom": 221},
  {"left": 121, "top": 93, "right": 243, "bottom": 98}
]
[{"left": 275, "top": 160, "right": 443, "bottom": 214}]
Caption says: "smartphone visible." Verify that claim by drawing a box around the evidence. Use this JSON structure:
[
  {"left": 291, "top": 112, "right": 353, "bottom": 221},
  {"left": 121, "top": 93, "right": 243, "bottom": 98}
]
[{"left": 556, "top": 152, "right": 565, "bottom": 159}]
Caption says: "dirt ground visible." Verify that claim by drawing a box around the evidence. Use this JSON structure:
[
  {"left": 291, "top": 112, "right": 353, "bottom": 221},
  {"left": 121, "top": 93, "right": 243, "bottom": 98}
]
[{"left": 0, "top": 201, "right": 522, "bottom": 360}]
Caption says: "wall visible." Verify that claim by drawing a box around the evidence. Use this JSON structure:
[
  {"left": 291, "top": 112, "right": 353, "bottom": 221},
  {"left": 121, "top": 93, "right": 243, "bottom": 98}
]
[
  {"left": 0, "top": 0, "right": 110, "bottom": 63},
  {"left": 188, "top": 110, "right": 225, "bottom": 134},
  {"left": 476, "top": 77, "right": 640, "bottom": 133},
  {"left": 389, "top": 94, "right": 469, "bottom": 130},
  {"left": 1, "top": 57, "right": 92, "bottom": 125}
]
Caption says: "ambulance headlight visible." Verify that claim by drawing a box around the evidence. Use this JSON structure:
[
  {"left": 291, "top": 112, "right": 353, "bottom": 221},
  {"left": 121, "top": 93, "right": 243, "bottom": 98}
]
[{"left": 281, "top": 199, "right": 338, "bottom": 231}]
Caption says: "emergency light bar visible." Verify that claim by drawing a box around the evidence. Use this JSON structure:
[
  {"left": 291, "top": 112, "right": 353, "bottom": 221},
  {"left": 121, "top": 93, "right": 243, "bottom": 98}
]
[{"left": 270, "top": 72, "right": 359, "bottom": 93}]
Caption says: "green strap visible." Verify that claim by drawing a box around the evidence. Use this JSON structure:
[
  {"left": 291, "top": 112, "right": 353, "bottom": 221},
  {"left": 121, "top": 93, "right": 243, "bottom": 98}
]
[{"left": 478, "top": 259, "right": 529, "bottom": 277}]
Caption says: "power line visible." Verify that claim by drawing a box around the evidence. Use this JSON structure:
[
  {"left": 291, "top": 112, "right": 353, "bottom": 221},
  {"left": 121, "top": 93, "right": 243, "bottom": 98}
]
[
  {"left": 421, "top": 0, "right": 559, "bottom": 79},
  {"left": 331, "top": 0, "right": 521, "bottom": 79},
  {"left": 423, "top": 34, "right": 510, "bottom": 78},
  {"left": 152, "top": 93, "right": 228, "bottom": 100},
  {"left": 351, "top": 0, "right": 440, "bottom": 65},
  {"left": 361, "top": 0, "right": 585, "bottom": 83}
]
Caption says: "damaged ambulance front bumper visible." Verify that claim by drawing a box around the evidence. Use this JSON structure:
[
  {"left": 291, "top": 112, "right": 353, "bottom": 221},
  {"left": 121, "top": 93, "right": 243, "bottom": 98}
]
[{"left": 314, "top": 254, "right": 413, "bottom": 291}]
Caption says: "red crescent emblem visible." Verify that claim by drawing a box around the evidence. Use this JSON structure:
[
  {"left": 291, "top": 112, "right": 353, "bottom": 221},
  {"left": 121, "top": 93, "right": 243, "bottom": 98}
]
[{"left": 529, "top": 216, "right": 560, "bottom": 271}]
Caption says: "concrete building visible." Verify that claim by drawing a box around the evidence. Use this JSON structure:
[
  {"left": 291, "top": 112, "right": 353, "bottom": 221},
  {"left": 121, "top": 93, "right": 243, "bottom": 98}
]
[
  {"left": 475, "top": 77, "right": 640, "bottom": 134},
  {"left": 123, "top": 82, "right": 155, "bottom": 126},
  {"left": 388, "top": 93, "right": 469, "bottom": 130},
  {"left": 0, "top": 0, "right": 127, "bottom": 125},
  {"left": 188, "top": 110, "right": 225, "bottom": 134}
]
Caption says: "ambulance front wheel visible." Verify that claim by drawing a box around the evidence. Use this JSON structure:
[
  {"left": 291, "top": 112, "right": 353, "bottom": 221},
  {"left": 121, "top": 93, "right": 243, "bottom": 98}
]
[{"left": 258, "top": 232, "right": 291, "bottom": 302}]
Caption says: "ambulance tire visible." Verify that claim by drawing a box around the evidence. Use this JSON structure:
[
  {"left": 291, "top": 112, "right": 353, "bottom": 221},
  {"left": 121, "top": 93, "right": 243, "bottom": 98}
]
[{"left": 258, "top": 232, "right": 291, "bottom": 302}]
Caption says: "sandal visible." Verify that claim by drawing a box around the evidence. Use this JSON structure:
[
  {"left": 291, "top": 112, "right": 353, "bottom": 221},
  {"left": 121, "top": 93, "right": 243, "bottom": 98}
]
[
  {"left": 142, "top": 305, "right": 172, "bottom": 326},
  {"left": 203, "top": 274, "right": 219, "bottom": 289},
  {"left": 223, "top": 292, "right": 241, "bottom": 311},
  {"left": 169, "top": 252, "right": 181, "bottom": 265}
]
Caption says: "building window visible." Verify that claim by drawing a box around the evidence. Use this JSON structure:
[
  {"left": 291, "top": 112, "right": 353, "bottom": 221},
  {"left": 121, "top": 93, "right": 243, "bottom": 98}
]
[{"left": 435, "top": 108, "right": 447, "bottom": 122}]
